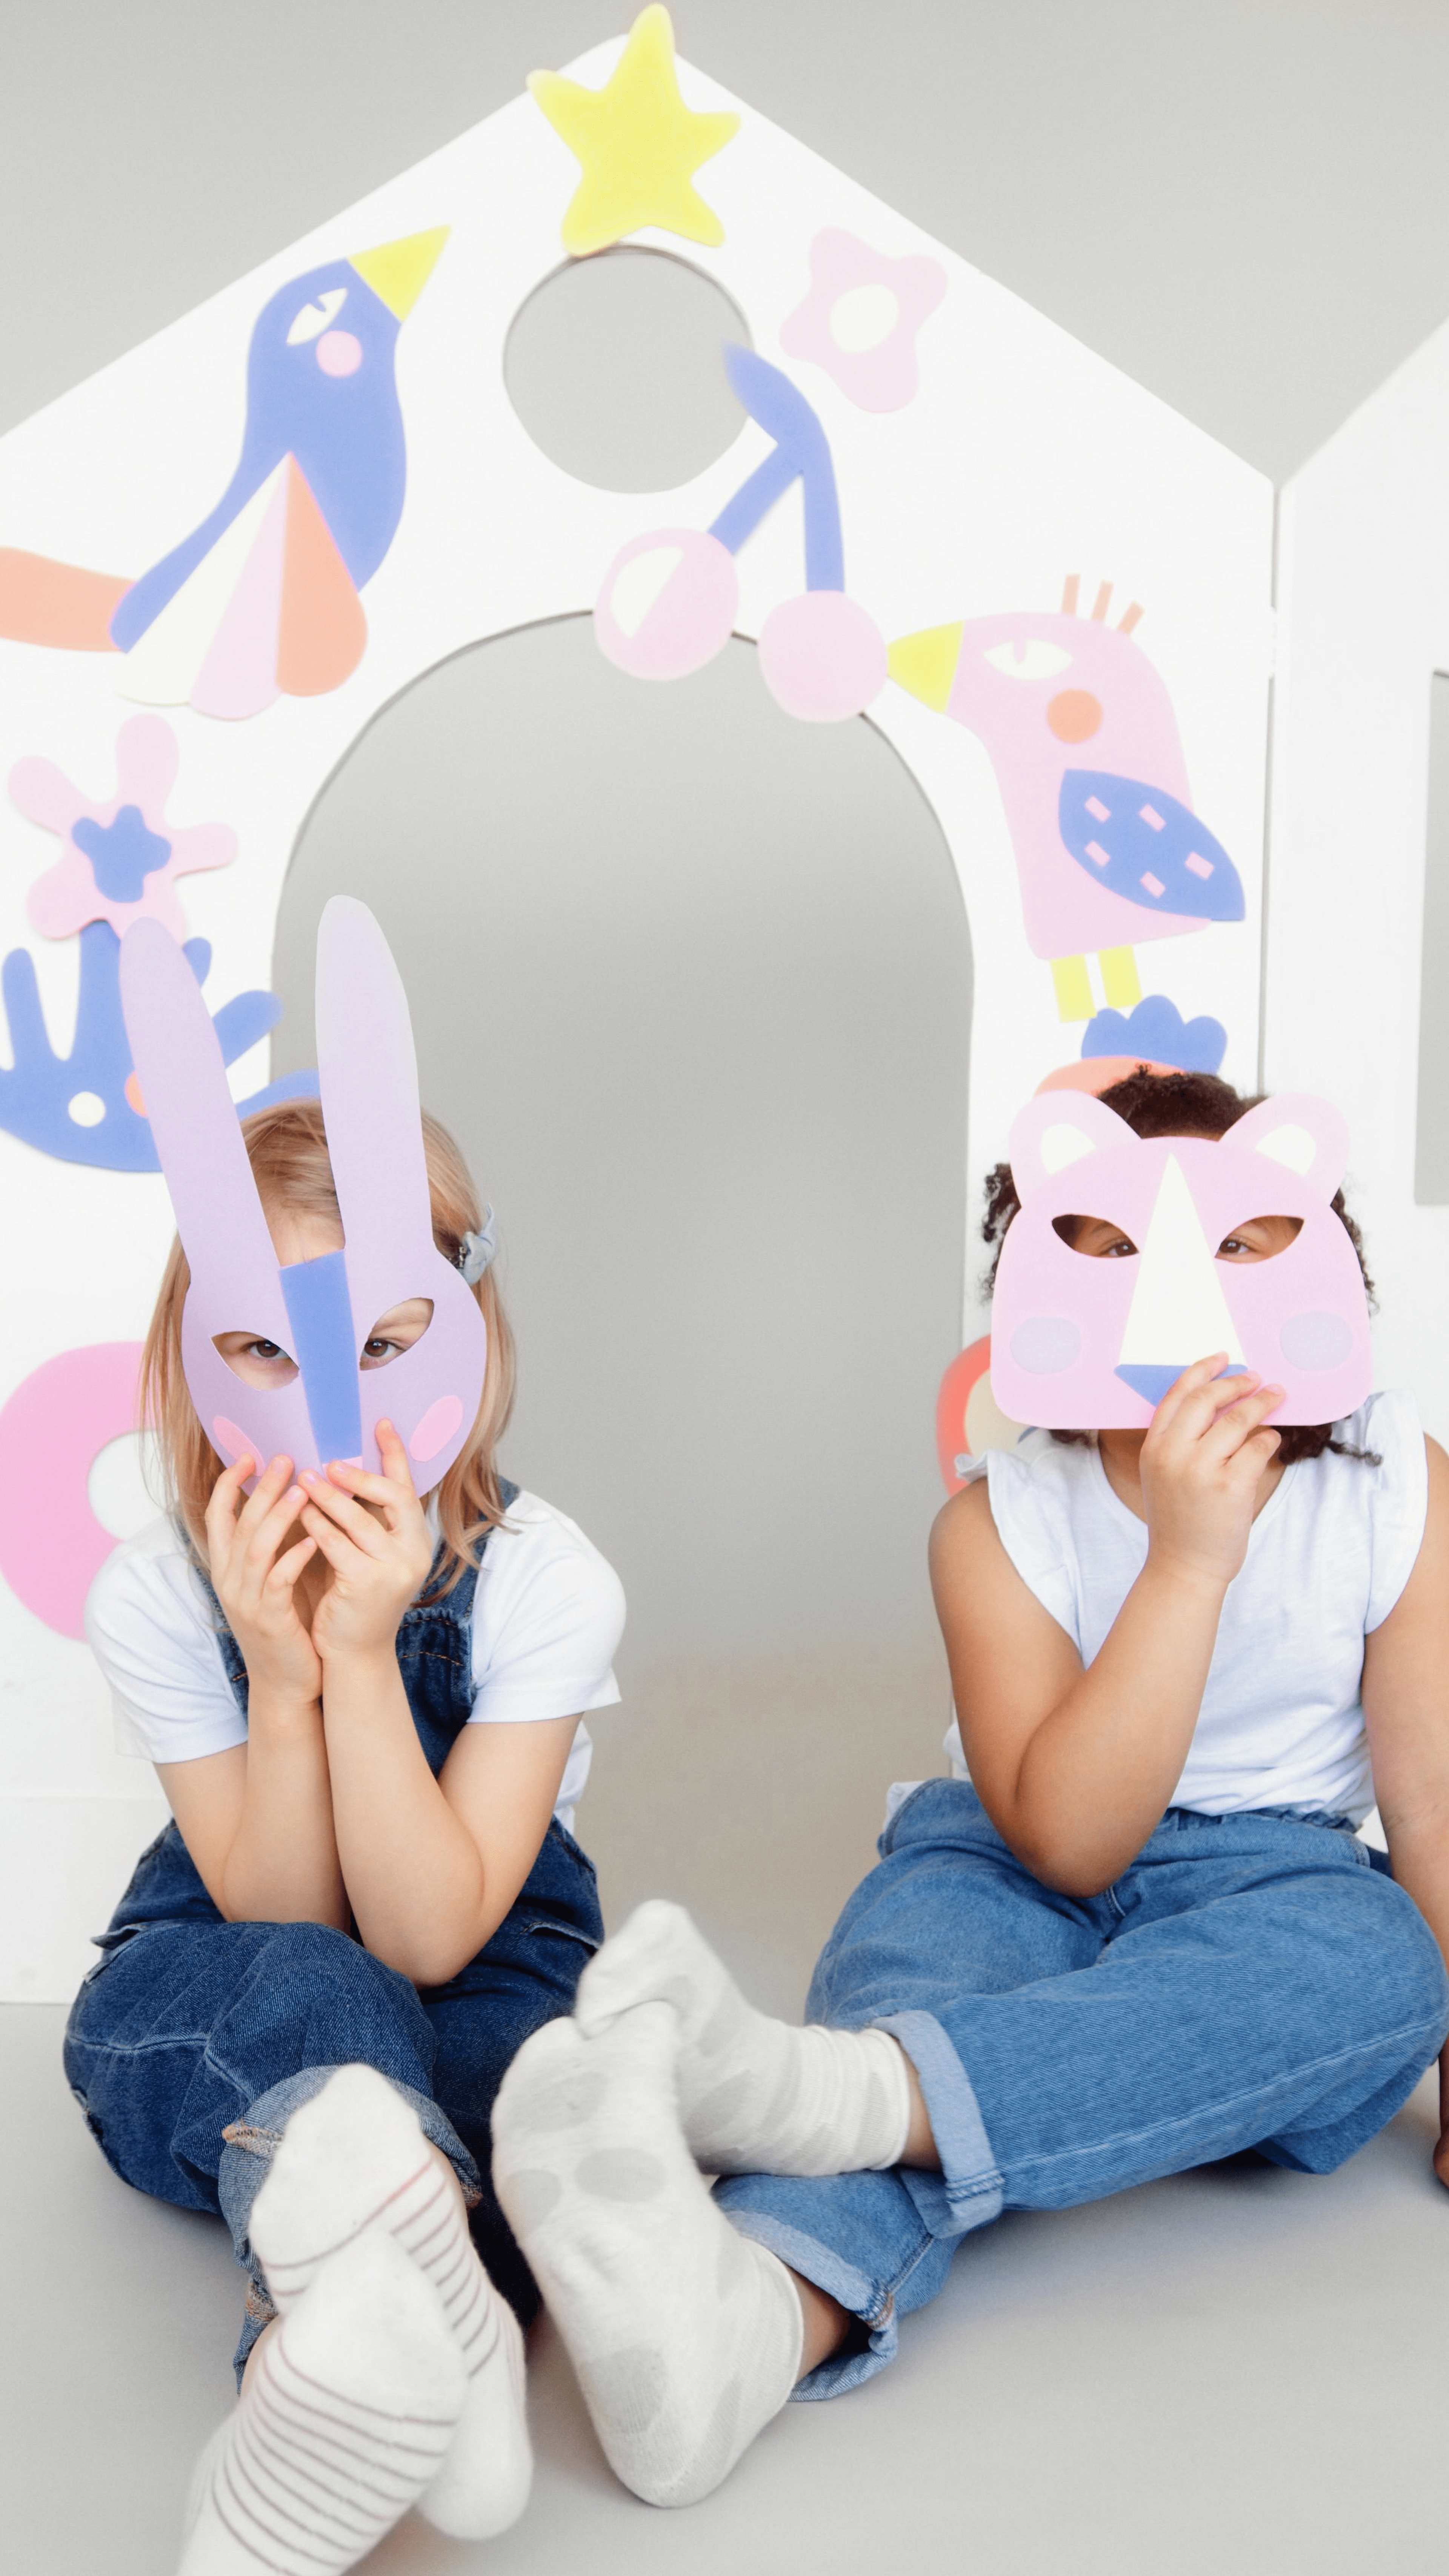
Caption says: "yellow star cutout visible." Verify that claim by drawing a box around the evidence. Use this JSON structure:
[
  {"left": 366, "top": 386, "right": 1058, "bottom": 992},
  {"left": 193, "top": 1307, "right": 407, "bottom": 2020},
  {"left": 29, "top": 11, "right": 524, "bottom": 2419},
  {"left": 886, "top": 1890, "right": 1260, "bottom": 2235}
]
[{"left": 528, "top": 5, "right": 741, "bottom": 258}]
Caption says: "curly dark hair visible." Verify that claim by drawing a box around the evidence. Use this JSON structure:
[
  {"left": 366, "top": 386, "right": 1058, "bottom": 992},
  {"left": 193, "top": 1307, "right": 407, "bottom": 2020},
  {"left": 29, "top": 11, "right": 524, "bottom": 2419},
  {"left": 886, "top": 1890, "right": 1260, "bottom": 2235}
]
[{"left": 983, "top": 1066, "right": 1377, "bottom": 1467}]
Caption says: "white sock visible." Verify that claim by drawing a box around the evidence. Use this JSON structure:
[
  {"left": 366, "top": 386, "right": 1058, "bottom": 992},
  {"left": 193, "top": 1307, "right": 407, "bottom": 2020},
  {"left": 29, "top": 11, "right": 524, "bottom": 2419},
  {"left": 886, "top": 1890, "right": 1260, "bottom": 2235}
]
[
  {"left": 574, "top": 1900, "right": 912, "bottom": 2175},
  {"left": 248, "top": 2064, "right": 531, "bottom": 2541},
  {"left": 179, "top": 2230, "right": 464, "bottom": 2575},
  {"left": 492, "top": 2000, "right": 803, "bottom": 2508}
]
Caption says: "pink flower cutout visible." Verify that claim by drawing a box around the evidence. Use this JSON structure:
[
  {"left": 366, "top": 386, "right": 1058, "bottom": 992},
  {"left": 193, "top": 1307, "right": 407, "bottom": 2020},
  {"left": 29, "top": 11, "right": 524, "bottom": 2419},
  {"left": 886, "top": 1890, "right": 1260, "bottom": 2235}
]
[
  {"left": 9, "top": 715, "right": 236, "bottom": 942},
  {"left": 780, "top": 229, "right": 948, "bottom": 414}
]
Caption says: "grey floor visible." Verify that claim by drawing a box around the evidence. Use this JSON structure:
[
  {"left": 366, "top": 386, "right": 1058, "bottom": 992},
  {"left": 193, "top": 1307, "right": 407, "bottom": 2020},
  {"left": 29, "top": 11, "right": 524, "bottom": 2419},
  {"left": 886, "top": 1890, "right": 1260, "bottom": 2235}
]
[{"left": 9, "top": 1718, "right": 1449, "bottom": 2576}]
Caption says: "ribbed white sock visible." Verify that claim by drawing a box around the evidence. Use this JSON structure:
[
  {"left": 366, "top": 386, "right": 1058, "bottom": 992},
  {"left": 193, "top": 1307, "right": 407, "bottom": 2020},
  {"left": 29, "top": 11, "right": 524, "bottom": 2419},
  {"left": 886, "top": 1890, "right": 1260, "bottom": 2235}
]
[
  {"left": 179, "top": 2231, "right": 464, "bottom": 2575},
  {"left": 492, "top": 2001, "right": 803, "bottom": 2509},
  {"left": 574, "top": 1901, "right": 912, "bottom": 2175},
  {"left": 247, "top": 2064, "right": 531, "bottom": 2540}
]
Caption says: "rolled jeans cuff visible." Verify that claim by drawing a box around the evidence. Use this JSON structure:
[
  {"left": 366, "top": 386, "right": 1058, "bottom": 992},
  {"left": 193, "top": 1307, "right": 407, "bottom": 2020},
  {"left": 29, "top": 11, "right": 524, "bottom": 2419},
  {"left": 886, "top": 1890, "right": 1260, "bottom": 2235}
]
[
  {"left": 875, "top": 2007, "right": 1005, "bottom": 2237},
  {"left": 722, "top": 2212, "right": 913, "bottom": 2399},
  {"left": 218, "top": 2065, "right": 481, "bottom": 2387},
  {"left": 718, "top": 2009, "right": 1004, "bottom": 2401}
]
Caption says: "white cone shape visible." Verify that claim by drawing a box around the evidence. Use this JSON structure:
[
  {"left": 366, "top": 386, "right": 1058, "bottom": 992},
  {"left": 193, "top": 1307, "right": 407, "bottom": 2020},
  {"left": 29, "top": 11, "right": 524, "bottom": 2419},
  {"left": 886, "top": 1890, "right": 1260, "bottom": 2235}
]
[{"left": 1117, "top": 1154, "right": 1245, "bottom": 1370}]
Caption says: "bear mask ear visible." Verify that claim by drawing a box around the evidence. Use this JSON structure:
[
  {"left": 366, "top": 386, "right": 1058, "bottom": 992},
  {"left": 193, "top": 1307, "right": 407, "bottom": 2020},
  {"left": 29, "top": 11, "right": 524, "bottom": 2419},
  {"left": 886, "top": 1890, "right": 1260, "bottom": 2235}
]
[
  {"left": 1008, "top": 1090, "right": 1140, "bottom": 1201},
  {"left": 1227, "top": 1094, "right": 1349, "bottom": 1201}
]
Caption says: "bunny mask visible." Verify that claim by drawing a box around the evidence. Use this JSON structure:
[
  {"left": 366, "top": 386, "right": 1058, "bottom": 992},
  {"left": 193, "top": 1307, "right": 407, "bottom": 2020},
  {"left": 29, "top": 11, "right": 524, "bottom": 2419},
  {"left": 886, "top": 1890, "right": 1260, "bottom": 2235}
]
[
  {"left": 990, "top": 1088, "right": 1372, "bottom": 1430},
  {"left": 120, "top": 897, "right": 488, "bottom": 1491}
]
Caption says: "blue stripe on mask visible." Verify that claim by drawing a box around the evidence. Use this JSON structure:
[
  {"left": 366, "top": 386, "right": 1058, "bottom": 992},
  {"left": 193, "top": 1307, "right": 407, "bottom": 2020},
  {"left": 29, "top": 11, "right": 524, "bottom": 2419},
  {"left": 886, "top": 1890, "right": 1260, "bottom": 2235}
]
[
  {"left": 1115, "top": 1361, "right": 1248, "bottom": 1408},
  {"left": 280, "top": 1249, "right": 363, "bottom": 1462}
]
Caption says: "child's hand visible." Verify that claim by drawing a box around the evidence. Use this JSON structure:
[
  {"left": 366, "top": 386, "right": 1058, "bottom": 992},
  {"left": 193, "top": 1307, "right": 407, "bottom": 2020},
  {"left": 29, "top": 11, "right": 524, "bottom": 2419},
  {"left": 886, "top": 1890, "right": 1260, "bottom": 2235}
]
[
  {"left": 205, "top": 1453, "right": 322, "bottom": 1704},
  {"left": 1139, "top": 1356, "right": 1285, "bottom": 1592},
  {"left": 298, "top": 1421, "right": 435, "bottom": 1667}
]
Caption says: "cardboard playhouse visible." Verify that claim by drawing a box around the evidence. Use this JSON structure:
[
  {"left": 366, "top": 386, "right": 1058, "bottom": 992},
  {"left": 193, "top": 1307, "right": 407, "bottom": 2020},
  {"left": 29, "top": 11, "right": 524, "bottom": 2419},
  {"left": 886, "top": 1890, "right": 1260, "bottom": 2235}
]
[{"left": 0, "top": 9, "right": 1432, "bottom": 1994}]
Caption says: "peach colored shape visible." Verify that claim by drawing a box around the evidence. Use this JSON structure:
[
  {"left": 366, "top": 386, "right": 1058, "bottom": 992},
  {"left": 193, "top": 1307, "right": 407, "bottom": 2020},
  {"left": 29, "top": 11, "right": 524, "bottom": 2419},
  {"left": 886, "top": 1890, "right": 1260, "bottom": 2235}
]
[
  {"left": 1037, "top": 1055, "right": 1181, "bottom": 1098},
  {"left": 276, "top": 458, "right": 368, "bottom": 697},
  {"left": 780, "top": 229, "right": 948, "bottom": 413}
]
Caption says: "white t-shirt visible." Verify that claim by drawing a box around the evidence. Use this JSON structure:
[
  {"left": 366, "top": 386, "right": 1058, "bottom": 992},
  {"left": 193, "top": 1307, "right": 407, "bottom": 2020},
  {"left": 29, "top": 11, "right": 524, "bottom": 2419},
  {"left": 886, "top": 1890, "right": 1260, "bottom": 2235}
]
[
  {"left": 85, "top": 1491, "right": 626, "bottom": 1831},
  {"left": 944, "top": 1390, "right": 1427, "bottom": 1825}
]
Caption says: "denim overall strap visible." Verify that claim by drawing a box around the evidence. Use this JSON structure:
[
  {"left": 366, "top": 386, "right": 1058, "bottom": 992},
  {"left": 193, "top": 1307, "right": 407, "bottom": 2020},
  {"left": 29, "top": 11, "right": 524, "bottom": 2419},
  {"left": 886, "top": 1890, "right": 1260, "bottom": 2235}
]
[{"left": 189, "top": 1479, "right": 518, "bottom": 1779}]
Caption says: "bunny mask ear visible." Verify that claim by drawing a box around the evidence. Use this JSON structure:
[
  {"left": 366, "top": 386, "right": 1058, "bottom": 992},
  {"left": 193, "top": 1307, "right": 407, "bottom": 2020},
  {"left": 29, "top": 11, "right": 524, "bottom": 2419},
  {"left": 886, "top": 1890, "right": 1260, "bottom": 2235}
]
[
  {"left": 309, "top": 896, "right": 488, "bottom": 1492},
  {"left": 122, "top": 903, "right": 488, "bottom": 1496},
  {"left": 122, "top": 918, "right": 319, "bottom": 1481}
]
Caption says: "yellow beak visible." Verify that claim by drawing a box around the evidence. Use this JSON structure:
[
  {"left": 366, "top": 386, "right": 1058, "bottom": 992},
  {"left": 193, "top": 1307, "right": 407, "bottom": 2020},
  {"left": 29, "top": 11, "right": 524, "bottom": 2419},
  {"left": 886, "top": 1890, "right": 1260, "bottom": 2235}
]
[
  {"left": 886, "top": 623, "right": 964, "bottom": 711},
  {"left": 349, "top": 227, "right": 450, "bottom": 322}
]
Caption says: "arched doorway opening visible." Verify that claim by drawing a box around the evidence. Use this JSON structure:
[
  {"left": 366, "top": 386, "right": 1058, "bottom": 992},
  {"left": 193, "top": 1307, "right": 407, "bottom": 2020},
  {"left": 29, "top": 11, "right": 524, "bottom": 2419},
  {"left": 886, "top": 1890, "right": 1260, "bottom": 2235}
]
[{"left": 273, "top": 618, "right": 972, "bottom": 2005}]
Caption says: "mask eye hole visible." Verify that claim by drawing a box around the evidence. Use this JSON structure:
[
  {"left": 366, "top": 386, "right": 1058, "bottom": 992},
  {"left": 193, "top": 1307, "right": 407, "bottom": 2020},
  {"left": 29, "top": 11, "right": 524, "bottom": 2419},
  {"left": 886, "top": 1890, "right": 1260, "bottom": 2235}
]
[
  {"left": 1217, "top": 1215, "right": 1303, "bottom": 1261},
  {"left": 360, "top": 1298, "right": 434, "bottom": 1370},
  {"left": 213, "top": 1332, "right": 299, "bottom": 1388},
  {"left": 1052, "top": 1214, "right": 1138, "bottom": 1259}
]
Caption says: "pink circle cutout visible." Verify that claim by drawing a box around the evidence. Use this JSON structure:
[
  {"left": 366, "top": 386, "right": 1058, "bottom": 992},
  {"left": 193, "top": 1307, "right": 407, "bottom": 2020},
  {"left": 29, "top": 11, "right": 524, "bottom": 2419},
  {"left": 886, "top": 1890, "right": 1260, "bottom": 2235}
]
[
  {"left": 316, "top": 330, "right": 363, "bottom": 377},
  {"left": 0, "top": 1343, "right": 143, "bottom": 1637},
  {"left": 757, "top": 591, "right": 888, "bottom": 722},
  {"left": 594, "top": 529, "right": 738, "bottom": 681}
]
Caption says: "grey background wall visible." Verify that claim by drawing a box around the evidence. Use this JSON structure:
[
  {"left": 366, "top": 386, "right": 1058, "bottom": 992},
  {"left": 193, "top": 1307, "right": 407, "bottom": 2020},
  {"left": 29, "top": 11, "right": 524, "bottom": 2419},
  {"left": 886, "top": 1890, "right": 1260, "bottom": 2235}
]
[{"left": 7, "top": 0, "right": 1449, "bottom": 2003}]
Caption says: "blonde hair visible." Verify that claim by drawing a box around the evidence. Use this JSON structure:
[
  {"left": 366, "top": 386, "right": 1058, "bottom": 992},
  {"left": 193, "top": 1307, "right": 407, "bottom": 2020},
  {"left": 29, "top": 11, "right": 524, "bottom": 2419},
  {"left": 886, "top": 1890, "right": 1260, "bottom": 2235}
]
[{"left": 139, "top": 1096, "right": 516, "bottom": 1598}]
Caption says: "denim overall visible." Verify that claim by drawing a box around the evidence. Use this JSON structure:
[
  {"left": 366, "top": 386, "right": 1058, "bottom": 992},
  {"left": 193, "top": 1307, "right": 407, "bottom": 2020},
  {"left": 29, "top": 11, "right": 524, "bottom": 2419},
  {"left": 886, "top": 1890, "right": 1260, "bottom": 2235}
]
[{"left": 63, "top": 1487, "right": 603, "bottom": 2379}]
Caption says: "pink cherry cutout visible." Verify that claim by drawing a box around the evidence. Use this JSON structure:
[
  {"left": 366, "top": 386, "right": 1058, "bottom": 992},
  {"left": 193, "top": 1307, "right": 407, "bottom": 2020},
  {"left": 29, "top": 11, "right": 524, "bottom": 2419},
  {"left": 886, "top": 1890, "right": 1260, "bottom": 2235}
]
[
  {"left": 757, "top": 591, "right": 888, "bottom": 721},
  {"left": 595, "top": 529, "right": 738, "bottom": 681}
]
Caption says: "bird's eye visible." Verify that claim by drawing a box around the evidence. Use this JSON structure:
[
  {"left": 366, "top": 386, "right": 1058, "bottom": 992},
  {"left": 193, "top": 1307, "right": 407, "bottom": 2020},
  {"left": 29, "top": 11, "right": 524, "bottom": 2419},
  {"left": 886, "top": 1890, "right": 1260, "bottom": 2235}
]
[
  {"left": 984, "top": 640, "right": 1074, "bottom": 681},
  {"left": 287, "top": 286, "right": 349, "bottom": 346}
]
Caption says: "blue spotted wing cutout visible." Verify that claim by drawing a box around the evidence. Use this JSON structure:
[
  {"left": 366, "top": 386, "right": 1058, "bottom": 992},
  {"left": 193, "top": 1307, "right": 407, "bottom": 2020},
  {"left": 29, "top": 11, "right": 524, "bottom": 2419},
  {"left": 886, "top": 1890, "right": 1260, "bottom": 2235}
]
[{"left": 1060, "top": 772, "right": 1245, "bottom": 922}]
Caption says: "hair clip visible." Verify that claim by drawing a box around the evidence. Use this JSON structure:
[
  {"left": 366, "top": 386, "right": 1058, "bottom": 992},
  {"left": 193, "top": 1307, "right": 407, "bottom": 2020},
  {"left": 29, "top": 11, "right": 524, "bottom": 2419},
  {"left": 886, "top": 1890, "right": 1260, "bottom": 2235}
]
[{"left": 457, "top": 1207, "right": 497, "bottom": 1284}]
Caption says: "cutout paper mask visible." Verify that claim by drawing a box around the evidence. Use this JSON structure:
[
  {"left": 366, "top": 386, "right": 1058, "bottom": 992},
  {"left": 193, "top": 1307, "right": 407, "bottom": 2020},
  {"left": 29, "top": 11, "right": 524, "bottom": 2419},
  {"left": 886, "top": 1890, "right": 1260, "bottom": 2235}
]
[
  {"left": 120, "top": 897, "right": 487, "bottom": 1490},
  {"left": 990, "top": 1089, "right": 1372, "bottom": 1429}
]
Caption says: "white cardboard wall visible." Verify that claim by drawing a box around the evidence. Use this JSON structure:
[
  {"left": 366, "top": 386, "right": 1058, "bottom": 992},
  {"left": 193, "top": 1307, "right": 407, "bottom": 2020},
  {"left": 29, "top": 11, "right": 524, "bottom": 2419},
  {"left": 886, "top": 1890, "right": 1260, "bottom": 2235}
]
[
  {"left": 1269, "top": 321, "right": 1449, "bottom": 1444},
  {"left": 0, "top": 26, "right": 1273, "bottom": 1997}
]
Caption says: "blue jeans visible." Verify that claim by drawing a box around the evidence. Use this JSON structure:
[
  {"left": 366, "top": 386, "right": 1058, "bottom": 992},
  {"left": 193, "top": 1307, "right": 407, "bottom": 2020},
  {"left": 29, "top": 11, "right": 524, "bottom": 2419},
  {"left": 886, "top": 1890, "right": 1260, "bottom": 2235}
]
[
  {"left": 64, "top": 1814, "right": 602, "bottom": 2381},
  {"left": 716, "top": 1781, "right": 1449, "bottom": 2398}
]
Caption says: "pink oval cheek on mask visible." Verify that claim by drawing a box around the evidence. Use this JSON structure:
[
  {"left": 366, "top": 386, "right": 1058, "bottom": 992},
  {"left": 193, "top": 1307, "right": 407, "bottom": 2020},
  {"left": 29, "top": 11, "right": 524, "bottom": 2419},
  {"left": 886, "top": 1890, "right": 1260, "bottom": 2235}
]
[
  {"left": 408, "top": 1395, "right": 464, "bottom": 1465},
  {"left": 1279, "top": 1312, "right": 1354, "bottom": 1372},
  {"left": 212, "top": 1415, "right": 252, "bottom": 1462}
]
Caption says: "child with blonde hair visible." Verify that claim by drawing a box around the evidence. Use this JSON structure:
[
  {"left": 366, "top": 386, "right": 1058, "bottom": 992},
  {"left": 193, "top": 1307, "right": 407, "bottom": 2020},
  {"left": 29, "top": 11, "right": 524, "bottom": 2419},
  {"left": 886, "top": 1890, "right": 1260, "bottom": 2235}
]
[{"left": 68, "top": 909, "right": 623, "bottom": 2572}]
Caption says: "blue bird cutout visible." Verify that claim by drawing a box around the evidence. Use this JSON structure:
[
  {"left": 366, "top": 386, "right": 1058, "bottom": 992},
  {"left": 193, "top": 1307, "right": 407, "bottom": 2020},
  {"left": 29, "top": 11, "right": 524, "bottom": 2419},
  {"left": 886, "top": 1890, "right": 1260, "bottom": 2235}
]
[
  {"left": 0, "top": 922, "right": 315, "bottom": 1172},
  {"left": 112, "top": 260, "right": 408, "bottom": 653},
  {"left": 0, "top": 229, "right": 448, "bottom": 719},
  {"left": 1059, "top": 772, "right": 1245, "bottom": 923}
]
